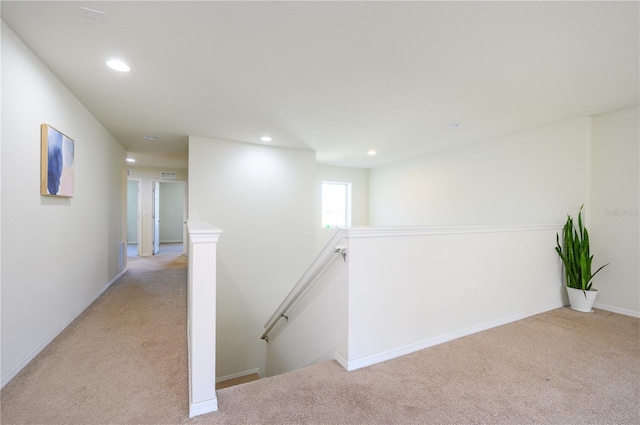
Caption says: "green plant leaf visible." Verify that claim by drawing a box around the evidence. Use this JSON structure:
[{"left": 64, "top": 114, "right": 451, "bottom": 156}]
[{"left": 555, "top": 205, "right": 608, "bottom": 291}]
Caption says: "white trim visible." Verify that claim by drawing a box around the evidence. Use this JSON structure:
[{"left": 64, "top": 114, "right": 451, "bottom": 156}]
[
  {"left": 594, "top": 302, "right": 640, "bottom": 318},
  {"left": 186, "top": 221, "right": 220, "bottom": 420},
  {"left": 321, "top": 181, "right": 352, "bottom": 228},
  {"left": 186, "top": 220, "right": 223, "bottom": 244},
  {"left": 151, "top": 179, "right": 188, "bottom": 257},
  {"left": 216, "top": 368, "right": 261, "bottom": 383},
  {"left": 346, "top": 301, "right": 565, "bottom": 372},
  {"left": 189, "top": 397, "right": 218, "bottom": 418},
  {"left": 1, "top": 268, "right": 127, "bottom": 388},
  {"left": 341, "top": 223, "right": 563, "bottom": 239},
  {"left": 334, "top": 350, "right": 348, "bottom": 370}
]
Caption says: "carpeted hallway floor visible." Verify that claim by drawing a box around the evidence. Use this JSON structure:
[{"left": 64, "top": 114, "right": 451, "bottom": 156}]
[
  {"left": 128, "top": 242, "right": 184, "bottom": 257},
  {"left": 1, "top": 251, "right": 639, "bottom": 424}
]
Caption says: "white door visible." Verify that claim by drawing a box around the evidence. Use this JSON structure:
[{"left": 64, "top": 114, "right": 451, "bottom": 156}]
[{"left": 153, "top": 181, "right": 160, "bottom": 255}]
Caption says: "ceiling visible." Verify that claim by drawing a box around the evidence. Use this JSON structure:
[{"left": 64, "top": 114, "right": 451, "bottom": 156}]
[{"left": 2, "top": 1, "right": 638, "bottom": 169}]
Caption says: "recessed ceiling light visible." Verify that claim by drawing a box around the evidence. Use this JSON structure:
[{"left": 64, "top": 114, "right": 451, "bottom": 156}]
[
  {"left": 144, "top": 135, "right": 159, "bottom": 141},
  {"left": 367, "top": 150, "right": 377, "bottom": 156},
  {"left": 447, "top": 123, "right": 463, "bottom": 129},
  {"left": 126, "top": 158, "right": 135, "bottom": 163},
  {"left": 260, "top": 136, "right": 272, "bottom": 142},
  {"left": 106, "top": 59, "right": 130, "bottom": 72}
]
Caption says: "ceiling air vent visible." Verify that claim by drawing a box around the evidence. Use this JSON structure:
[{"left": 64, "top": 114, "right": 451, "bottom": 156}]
[{"left": 160, "top": 171, "right": 177, "bottom": 180}]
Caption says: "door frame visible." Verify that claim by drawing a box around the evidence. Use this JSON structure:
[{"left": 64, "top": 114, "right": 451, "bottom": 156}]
[
  {"left": 152, "top": 181, "right": 161, "bottom": 255},
  {"left": 150, "top": 179, "right": 188, "bottom": 255}
]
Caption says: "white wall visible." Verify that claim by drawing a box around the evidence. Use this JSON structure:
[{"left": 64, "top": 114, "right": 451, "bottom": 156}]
[
  {"left": 264, "top": 226, "right": 563, "bottom": 376},
  {"left": 369, "top": 117, "right": 591, "bottom": 226},
  {"left": 346, "top": 227, "right": 563, "bottom": 367},
  {"left": 369, "top": 112, "right": 640, "bottom": 316},
  {"left": 126, "top": 167, "right": 187, "bottom": 256},
  {"left": 315, "top": 164, "right": 369, "bottom": 253},
  {"left": 188, "top": 136, "right": 316, "bottom": 378},
  {"left": 159, "top": 182, "right": 185, "bottom": 242},
  {"left": 266, "top": 251, "right": 349, "bottom": 377},
  {"left": 591, "top": 107, "right": 639, "bottom": 316},
  {"left": 1, "top": 21, "right": 126, "bottom": 385}
]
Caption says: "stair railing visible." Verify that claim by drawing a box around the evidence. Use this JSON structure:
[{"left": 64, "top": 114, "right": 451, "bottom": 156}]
[{"left": 261, "top": 229, "right": 347, "bottom": 341}]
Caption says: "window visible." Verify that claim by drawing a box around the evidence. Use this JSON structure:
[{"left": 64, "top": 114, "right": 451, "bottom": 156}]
[{"left": 321, "top": 181, "right": 351, "bottom": 228}]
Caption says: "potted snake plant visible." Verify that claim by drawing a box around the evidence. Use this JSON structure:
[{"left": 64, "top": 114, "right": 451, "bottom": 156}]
[{"left": 555, "top": 205, "right": 608, "bottom": 312}]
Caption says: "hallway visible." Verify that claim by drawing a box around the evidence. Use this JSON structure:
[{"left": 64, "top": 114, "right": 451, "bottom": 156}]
[
  {"left": 1, "top": 252, "right": 191, "bottom": 423},
  {"left": 127, "top": 242, "right": 184, "bottom": 257},
  {"left": 2, "top": 249, "right": 638, "bottom": 424}
]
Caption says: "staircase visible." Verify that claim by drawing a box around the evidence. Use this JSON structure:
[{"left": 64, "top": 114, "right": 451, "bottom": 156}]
[
  {"left": 262, "top": 224, "right": 566, "bottom": 376},
  {"left": 186, "top": 221, "right": 567, "bottom": 418},
  {"left": 216, "top": 373, "right": 260, "bottom": 390}
]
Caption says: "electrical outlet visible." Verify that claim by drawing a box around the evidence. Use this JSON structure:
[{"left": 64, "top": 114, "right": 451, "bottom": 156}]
[{"left": 471, "top": 283, "right": 479, "bottom": 297}]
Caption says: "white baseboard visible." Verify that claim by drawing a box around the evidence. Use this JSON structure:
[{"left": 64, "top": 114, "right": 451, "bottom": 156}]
[
  {"left": 334, "top": 350, "right": 348, "bottom": 370},
  {"left": 0, "top": 268, "right": 127, "bottom": 388},
  {"left": 594, "top": 302, "right": 640, "bottom": 318},
  {"left": 346, "top": 301, "right": 565, "bottom": 372},
  {"left": 189, "top": 397, "right": 218, "bottom": 418},
  {"left": 216, "top": 368, "right": 261, "bottom": 383}
]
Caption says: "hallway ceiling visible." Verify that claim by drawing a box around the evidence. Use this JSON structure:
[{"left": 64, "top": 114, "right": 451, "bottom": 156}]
[{"left": 2, "top": 1, "right": 638, "bottom": 169}]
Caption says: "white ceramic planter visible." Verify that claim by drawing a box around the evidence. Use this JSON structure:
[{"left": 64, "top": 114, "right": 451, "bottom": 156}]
[{"left": 566, "top": 287, "right": 598, "bottom": 313}]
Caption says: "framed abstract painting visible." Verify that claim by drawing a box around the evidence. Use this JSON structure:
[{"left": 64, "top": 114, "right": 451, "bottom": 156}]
[{"left": 41, "top": 124, "right": 74, "bottom": 197}]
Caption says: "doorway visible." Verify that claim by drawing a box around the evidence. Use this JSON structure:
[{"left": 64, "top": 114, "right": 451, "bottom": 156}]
[{"left": 151, "top": 181, "right": 187, "bottom": 255}]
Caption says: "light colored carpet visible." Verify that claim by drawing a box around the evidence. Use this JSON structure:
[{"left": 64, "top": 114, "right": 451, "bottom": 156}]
[
  {"left": 2, "top": 251, "right": 639, "bottom": 424},
  {"left": 128, "top": 242, "right": 183, "bottom": 257}
]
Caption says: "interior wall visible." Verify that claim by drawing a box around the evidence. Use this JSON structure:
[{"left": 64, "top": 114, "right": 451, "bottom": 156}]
[
  {"left": 189, "top": 136, "right": 316, "bottom": 379},
  {"left": 315, "top": 164, "right": 369, "bottom": 253},
  {"left": 266, "top": 250, "right": 349, "bottom": 377},
  {"left": 126, "top": 167, "right": 187, "bottom": 256},
  {"left": 159, "top": 182, "right": 185, "bottom": 243},
  {"left": 1, "top": 21, "right": 126, "bottom": 385},
  {"left": 369, "top": 117, "right": 591, "bottom": 226},
  {"left": 347, "top": 226, "right": 564, "bottom": 367},
  {"left": 590, "top": 106, "right": 639, "bottom": 316}
]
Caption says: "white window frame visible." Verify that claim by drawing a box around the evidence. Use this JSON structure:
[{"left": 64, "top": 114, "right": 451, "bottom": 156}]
[{"left": 321, "top": 181, "right": 352, "bottom": 228}]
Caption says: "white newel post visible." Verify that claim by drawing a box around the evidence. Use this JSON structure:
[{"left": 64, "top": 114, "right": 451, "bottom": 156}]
[{"left": 186, "top": 220, "right": 222, "bottom": 418}]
